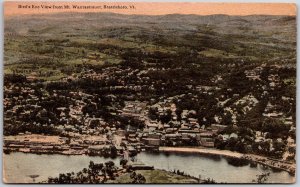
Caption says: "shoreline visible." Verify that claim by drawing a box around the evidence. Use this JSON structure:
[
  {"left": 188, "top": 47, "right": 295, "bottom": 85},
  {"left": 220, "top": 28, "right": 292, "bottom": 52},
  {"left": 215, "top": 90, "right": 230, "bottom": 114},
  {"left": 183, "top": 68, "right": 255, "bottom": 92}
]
[
  {"left": 159, "top": 147, "right": 244, "bottom": 159},
  {"left": 159, "top": 147, "right": 296, "bottom": 176}
]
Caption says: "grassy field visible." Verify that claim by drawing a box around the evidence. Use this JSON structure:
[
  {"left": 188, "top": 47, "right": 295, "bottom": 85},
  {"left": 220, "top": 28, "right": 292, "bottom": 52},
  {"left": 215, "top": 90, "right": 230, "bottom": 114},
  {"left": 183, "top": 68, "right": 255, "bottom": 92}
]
[{"left": 109, "top": 169, "right": 199, "bottom": 184}]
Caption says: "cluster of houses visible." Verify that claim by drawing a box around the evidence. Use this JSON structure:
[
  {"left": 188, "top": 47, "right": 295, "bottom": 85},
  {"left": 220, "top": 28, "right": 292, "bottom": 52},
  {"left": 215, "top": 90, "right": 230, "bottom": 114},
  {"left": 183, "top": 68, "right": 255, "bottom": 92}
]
[
  {"left": 3, "top": 59, "right": 296, "bottom": 163},
  {"left": 244, "top": 65, "right": 263, "bottom": 81},
  {"left": 118, "top": 99, "right": 228, "bottom": 150}
]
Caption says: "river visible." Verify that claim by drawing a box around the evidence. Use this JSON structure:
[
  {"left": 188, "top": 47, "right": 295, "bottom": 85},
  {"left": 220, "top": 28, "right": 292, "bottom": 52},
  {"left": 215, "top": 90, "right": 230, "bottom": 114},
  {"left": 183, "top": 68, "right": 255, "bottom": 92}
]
[{"left": 3, "top": 152, "right": 294, "bottom": 183}]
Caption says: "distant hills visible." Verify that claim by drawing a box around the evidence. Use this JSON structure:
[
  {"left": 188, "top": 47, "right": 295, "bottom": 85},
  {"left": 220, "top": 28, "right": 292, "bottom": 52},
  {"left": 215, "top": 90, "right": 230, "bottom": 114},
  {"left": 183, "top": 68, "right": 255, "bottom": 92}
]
[{"left": 5, "top": 12, "right": 296, "bottom": 38}]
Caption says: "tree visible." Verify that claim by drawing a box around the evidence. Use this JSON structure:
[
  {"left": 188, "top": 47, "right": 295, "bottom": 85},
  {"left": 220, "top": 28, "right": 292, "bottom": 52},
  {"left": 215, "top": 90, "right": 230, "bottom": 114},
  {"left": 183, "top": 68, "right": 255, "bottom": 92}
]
[
  {"left": 149, "top": 107, "right": 158, "bottom": 120},
  {"left": 120, "top": 159, "right": 128, "bottom": 168},
  {"left": 221, "top": 112, "right": 232, "bottom": 126},
  {"left": 262, "top": 118, "right": 290, "bottom": 139},
  {"left": 110, "top": 145, "right": 118, "bottom": 158},
  {"left": 160, "top": 109, "right": 172, "bottom": 124},
  {"left": 48, "top": 161, "right": 117, "bottom": 184},
  {"left": 130, "top": 172, "right": 146, "bottom": 184},
  {"left": 202, "top": 178, "right": 216, "bottom": 184},
  {"left": 252, "top": 172, "right": 270, "bottom": 183},
  {"left": 175, "top": 108, "right": 182, "bottom": 121}
]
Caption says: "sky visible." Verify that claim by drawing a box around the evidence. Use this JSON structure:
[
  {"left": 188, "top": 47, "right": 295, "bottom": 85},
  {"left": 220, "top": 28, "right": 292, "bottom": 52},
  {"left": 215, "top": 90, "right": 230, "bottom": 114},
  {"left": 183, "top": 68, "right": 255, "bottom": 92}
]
[{"left": 4, "top": 2, "right": 296, "bottom": 17}]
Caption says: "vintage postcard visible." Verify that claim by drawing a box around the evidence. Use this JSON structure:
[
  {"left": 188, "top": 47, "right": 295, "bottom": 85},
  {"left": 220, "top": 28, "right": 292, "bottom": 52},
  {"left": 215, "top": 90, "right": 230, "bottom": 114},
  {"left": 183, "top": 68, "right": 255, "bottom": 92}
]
[{"left": 3, "top": 1, "right": 296, "bottom": 184}]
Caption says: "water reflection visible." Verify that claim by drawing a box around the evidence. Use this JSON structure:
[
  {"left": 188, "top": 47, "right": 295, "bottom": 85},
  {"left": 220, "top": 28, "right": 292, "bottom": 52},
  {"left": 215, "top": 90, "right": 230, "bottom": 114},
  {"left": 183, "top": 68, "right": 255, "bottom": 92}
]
[
  {"left": 136, "top": 152, "right": 294, "bottom": 183},
  {"left": 3, "top": 152, "right": 294, "bottom": 184}
]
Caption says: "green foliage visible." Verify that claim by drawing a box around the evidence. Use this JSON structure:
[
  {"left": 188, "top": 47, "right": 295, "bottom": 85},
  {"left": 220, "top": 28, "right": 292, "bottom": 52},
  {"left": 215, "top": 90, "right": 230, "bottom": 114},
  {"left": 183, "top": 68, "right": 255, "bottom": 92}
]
[
  {"left": 130, "top": 172, "right": 146, "bottom": 184},
  {"left": 48, "top": 161, "right": 117, "bottom": 184},
  {"left": 252, "top": 172, "right": 270, "bottom": 183}
]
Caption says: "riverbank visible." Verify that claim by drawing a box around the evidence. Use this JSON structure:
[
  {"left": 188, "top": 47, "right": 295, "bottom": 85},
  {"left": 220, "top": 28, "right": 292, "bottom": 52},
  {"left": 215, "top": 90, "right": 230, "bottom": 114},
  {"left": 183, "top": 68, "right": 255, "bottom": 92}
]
[
  {"left": 159, "top": 147, "right": 296, "bottom": 176},
  {"left": 160, "top": 147, "right": 243, "bottom": 158}
]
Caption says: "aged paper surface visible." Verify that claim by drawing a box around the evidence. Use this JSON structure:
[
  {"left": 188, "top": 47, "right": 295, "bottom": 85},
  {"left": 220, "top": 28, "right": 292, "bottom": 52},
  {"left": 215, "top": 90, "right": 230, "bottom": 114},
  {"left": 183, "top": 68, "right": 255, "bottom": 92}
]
[{"left": 3, "top": 2, "right": 296, "bottom": 184}]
